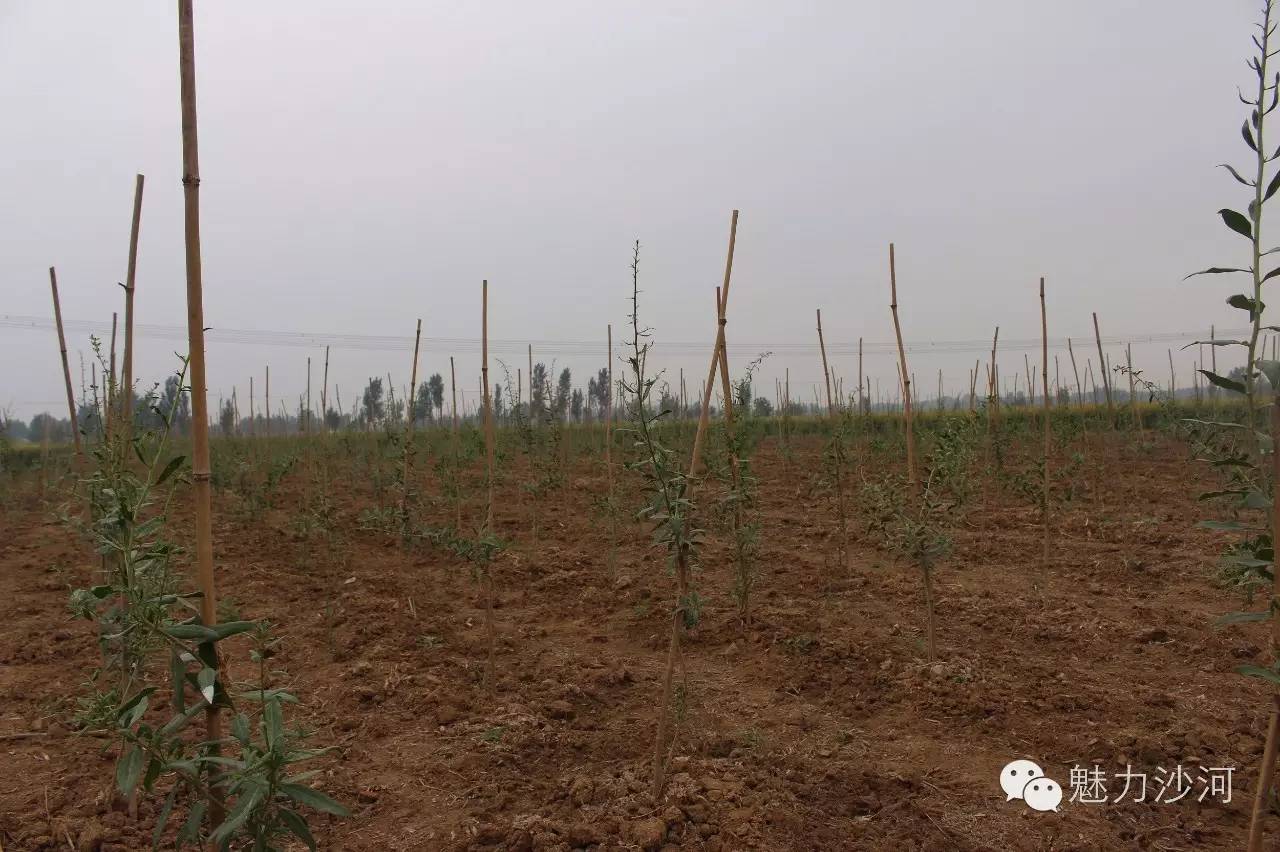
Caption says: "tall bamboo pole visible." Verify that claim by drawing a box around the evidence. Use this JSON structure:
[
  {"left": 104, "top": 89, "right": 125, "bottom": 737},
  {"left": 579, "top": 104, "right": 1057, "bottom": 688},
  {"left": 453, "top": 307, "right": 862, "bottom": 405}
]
[
  {"left": 1067, "top": 337, "right": 1082, "bottom": 406},
  {"left": 1093, "top": 312, "right": 1114, "bottom": 415},
  {"left": 889, "top": 244, "right": 916, "bottom": 494},
  {"left": 817, "top": 308, "right": 835, "bottom": 416},
  {"left": 176, "top": 0, "right": 222, "bottom": 824},
  {"left": 265, "top": 365, "right": 270, "bottom": 437},
  {"left": 1168, "top": 348, "right": 1176, "bottom": 399},
  {"left": 482, "top": 282, "right": 495, "bottom": 528},
  {"left": 858, "top": 337, "right": 865, "bottom": 414},
  {"left": 321, "top": 345, "right": 330, "bottom": 431},
  {"left": 1040, "top": 278, "right": 1051, "bottom": 589},
  {"left": 401, "top": 319, "right": 422, "bottom": 522},
  {"left": 989, "top": 327, "right": 1000, "bottom": 420},
  {"left": 689, "top": 210, "right": 739, "bottom": 475},
  {"left": 121, "top": 174, "right": 144, "bottom": 444},
  {"left": 49, "top": 268, "right": 82, "bottom": 457},
  {"left": 306, "top": 357, "right": 312, "bottom": 434},
  {"left": 449, "top": 355, "right": 461, "bottom": 529}
]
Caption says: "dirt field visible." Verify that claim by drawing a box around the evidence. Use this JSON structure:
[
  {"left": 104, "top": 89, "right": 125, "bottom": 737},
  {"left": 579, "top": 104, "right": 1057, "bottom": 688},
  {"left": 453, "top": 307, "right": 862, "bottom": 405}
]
[{"left": 0, "top": 430, "right": 1273, "bottom": 850}]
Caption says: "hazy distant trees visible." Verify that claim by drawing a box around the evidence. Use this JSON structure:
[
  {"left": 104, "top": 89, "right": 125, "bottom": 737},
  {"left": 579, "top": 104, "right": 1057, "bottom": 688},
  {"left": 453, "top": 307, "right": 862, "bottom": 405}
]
[
  {"left": 554, "top": 368, "right": 572, "bottom": 418},
  {"left": 219, "top": 399, "right": 236, "bottom": 436},
  {"left": 587, "top": 367, "right": 610, "bottom": 419},
  {"left": 361, "top": 377, "right": 385, "bottom": 427},
  {"left": 570, "top": 388, "right": 584, "bottom": 422},
  {"left": 428, "top": 373, "right": 445, "bottom": 420},
  {"left": 530, "top": 362, "right": 549, "bottom": 418}
]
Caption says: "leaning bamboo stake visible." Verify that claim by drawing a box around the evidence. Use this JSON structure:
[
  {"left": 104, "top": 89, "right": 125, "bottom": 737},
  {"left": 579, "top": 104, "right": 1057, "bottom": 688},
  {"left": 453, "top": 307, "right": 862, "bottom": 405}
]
[
  {"left": 817, "top": 309, "right": 835, "bottom": 416},
  {"left": 1067, "top": 338, "right": 1082, "bottom": 407},
  {"left": 1039, "top": 278, "right": 1051, "bottom": 592},
  {"left": 49, "top": 267, "right": 82, "bottom": 457},
  {"left": 1093, "top": 312, "right": 1114, "bottom": 416},
  {"left": 265, "top": 365, "right": 270, "bottom": 437},
  {"left": 480, "top": 281, "right": 497, "bottom": 684},
  {"left": 176, "top": 0, "right": 222, "bottom": 824},
  {"left": 689, "top": 210, "right": 739, "bottom": 475},
  {"left": 401, "top": 319, "right": 422, "bottom": 523},
  {"left": 1024, "top": 352, "right": 1033, "bottom": 408},
  {"left": 321, "top": 345, "right": 330, "bottom": 432},
  {"left": 449, "top": 355, "right": 461, "bottom": 530},
  {"left": 1168, "top": 348, "right": 1176, "bottom": 400},
  {"left": 889, "top": 243, "right": 916, "bottom": 494},
  {"left": 989, "top": 326, "right": 1000, "bottom": 422},
  {"left": 121, "top": 173, "right": 144, "bottom": 444},
  {"left": 858, "top": 337, "right": 865, "bottom": 414}
]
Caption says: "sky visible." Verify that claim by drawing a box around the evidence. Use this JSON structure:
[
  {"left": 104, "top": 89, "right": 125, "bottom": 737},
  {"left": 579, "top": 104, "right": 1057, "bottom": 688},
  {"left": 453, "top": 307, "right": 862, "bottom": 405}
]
[{"left": 0, "top": 1, "right": 1267, "bottom": 421}]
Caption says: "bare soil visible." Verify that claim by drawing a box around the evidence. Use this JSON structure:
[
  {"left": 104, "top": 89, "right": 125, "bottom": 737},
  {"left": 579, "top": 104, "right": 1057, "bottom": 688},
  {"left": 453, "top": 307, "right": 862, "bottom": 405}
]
[{"left": 0, "top": 431, "right": 1273, "bottom": 850}]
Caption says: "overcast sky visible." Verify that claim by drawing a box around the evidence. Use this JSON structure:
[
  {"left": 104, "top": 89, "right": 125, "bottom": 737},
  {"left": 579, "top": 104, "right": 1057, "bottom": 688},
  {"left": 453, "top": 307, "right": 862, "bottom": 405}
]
[{"left": 0, "top": 1, "right": 1266, "bottom": 420}]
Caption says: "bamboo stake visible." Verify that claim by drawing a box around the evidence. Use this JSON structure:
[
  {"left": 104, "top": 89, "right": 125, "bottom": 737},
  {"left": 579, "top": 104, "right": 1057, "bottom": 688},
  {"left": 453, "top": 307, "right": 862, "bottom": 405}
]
[
  {"left": 889, "top": 244, "right": 916, "bottom": 494},
  {"left": 401, "top": 319, "right": 422, "bottom": 522},
  {"left": 989, "top": 327, "right": 1000, "bottom": 422},
  {"left": 321, "top": 345, "right": 330, "bottom": 432},
  {"left": 1092, "top": 312, "right": 1114, "bottom": 416},
  {"left": 1169, "top": 348, "right": 1177, "bottom": 400},
  {"left": 121, "top": 174, "right": 143, "bottom": 444},
  {"left": 1040, "top": 278, "right": 1051, "bottom": 591},
  {"left": 480, "top": 282, "right": 497, "bottom": 684},
  {"left": 306, "top": 357, "right": 312, "bottom": 434},
  {"left": 482, "top": 283, "right": 495, "bottom": 528},
  {"left": 1024, "top": 352, "right": 1033, "bottom": 408},
  {"left": 817, "top": 309, "right": 835, "bottom": 416},
  {"left": 689, "top": 209, "right": 739, "bottom": 475},
  {"left": 858, "top": 337, "right": 865, "bottom": 414},
  {"left": 1067, "top": 338, "right": 1082, "bottom": 406},
  {"left": 606, "top": 323, "right": 614, "bottom": 510},
  {"left": 176, "top": 0, "right": 222, "bottom": 825},
  {"left": 449, "top": 355, "right": 461, "bottom": 529},
  {"left": 49, "top": 268, "right": 82, "bottom": 456}
]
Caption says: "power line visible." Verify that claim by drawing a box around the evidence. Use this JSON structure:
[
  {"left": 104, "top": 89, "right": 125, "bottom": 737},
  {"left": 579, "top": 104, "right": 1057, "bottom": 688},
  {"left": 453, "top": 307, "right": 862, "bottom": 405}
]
[{"left": 0, "top": 313, "right": 1247, "bottom": 359}]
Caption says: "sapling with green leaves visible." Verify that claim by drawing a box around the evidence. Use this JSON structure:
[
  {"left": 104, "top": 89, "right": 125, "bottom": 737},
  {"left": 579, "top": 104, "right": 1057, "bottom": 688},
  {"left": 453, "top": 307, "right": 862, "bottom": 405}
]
[
  {"left": 618, "top": 241, "right": 702, "bottom": 801},
  {"left": 1184, "top": 5, "right": 1280, "bottom": 846}
]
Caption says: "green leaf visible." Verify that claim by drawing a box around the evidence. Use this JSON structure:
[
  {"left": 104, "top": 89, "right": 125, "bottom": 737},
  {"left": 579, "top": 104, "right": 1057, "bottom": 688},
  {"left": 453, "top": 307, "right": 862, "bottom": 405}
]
[
  {"left": 176, "top": 800, "right": 205, "bottom": 849},
  {"left": 163, "top": 622, "right": 219, "bottom": 642},
  {"left": 211, "top": 620, "right": 257, "bottom": 640},
  {"left": 231, "top": 712, "right": 250, "bottom": 746},
  {"left": 1199, "top": 519, "right": 1259, "bottom": 531},
  {"left": 263, "top": 698, "right": 284, "bottom": 749},
  {"left": 1217, "top": 611, "right": 1272, "bottom": 626},
  {"left": 116, "top": 744, "right": 144, "bottom": 797},
  {"left": 170, "top": 650, "right": 186, "bottom": 715},
  {"left": 197, "top": 667, "right": 217, "bottom": 706},
  {"left": 279, "top": 783, "right": 351, "bottom": 816},
  {"left": 155, "top": 454, "right": 186, "bottom": 485},
  {"left": 209, "top": 784, "right": 265, "bottom": 846},
  {"left": 1267, "top": 170, "right": 1280, "bottom": 201},
  {"left": 1220, "top": 208, "right": 1255, "bottom": 239},
  {"left": 153, "top": 787, "right": 178, "bottom": 850},
  {"left": 1199, "top": 369, "right": 1247, "bottom": 394},
  {"left": 278, "top": 807, "right": 318, "bottom": 851},
  {"left": 143, "top": 756, "right": 162, "bottom": 792},
  {"left": 1185, "top": 266, "right": 1251, "bottom": 279},
  {"left": 1221, "top": 163, "right": 1256, "bottom": 186},
  {"left": 1238, "top": 664, "right": 1280, "bottom": 685},
  {"left": 1245, "top": 119, "right": 1259, "bottom": 151},
  {"left": 1228, "top": 294, "right": 1265, "bottom": 317}
]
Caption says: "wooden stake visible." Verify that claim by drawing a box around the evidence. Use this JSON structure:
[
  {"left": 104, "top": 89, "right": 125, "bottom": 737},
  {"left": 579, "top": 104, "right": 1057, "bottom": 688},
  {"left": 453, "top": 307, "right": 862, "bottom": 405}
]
[
  {"left": 265, "top": 365, "right": 270, "bottom": 437},
  {"left": 817, "top": 309, "right": 835, "bottom": 416},
  {"left": 177, "top": 0, "right": 222, "bottom": 824},
  {"left": 401, "top": 319, "right": 422, "bottom": 522},
  {"left": 49, "top": 268, "right": 82, "bottom": 456},
  {"left": 482, "top": 282, "right": 495, "bottom": 528},
  {"left": 449, "top": 355, "right": 461, "bottom": 529},
  {"left": 689, "top": 209, "right": 739, "bottom": 475},
  {"left": 1168, "top": 348, "right": 1177, "bottom": 400},
  {"left": 108, "top": 311, "right": 119, "bottom": 439},
  {"left": 1040, "top": 278, "right": 1051, "bottom": 590},
  {"left": 889, "top": 243, "right": 916, "bottom": 494},
  {"left": 1093, "top": 312, "right": 1114, "bottom": 415},
  {"left": 321, "top": 345, "right": 330, "bottom": 432},
  {"left": 858, "top": 337, "right": 865, "bottom": 414},
  {"left": 1067, "top": 337, "right": 1082, "bottom": 407},
  {"left": 121, "top": 174, "right": 144, "bottom": 444},
  {"left": 249, "top": 376, "right": 255, "bottom": 437},
  {"left": 306, "top": 357, "right": 312, "bottom": 434}
]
